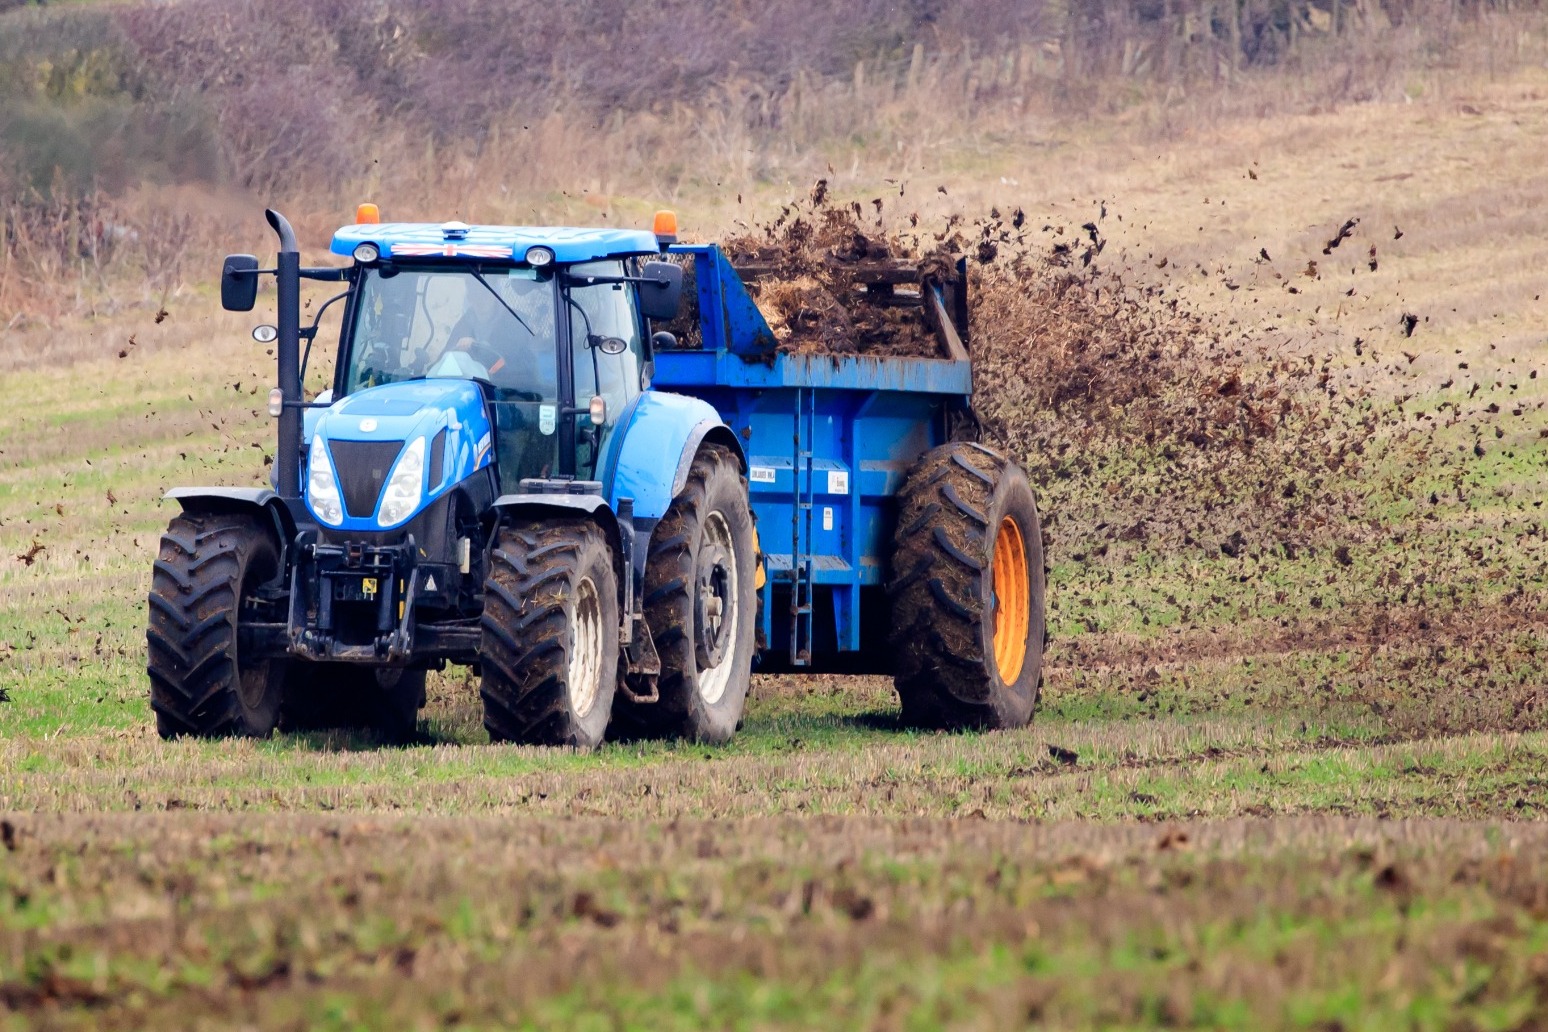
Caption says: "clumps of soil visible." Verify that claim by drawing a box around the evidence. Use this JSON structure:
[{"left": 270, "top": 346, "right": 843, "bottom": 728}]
[
  {"left": 962, "top": 208, "right": 1422, "bottom": 578},
  {"left": 712, "top": 182, "right": 1548, "bottom": 738},
  {"left": 722, "top": 184, "right": 1303, "bottom": 469},
  {"left": 719, "top": 184, "right": 1542, "bottom": 608},
  {"left": 719, "top": 183, "right": 954, "bottom": 358}
]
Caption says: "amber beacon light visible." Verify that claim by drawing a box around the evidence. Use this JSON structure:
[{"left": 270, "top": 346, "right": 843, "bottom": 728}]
[{"left": 653, "top": 209, "right": 678, "bottom": 245}]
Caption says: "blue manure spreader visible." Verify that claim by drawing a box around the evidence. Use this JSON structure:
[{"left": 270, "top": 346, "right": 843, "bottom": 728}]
[{"left": 146, "top": 206, "right": 1045, "bottom": 748}]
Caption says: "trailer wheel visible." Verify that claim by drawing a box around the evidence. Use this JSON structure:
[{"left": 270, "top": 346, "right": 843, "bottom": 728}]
[
  {"left": 281, "top": 665, "right": 426, "bottom": 743},
  {"left": 614, "top": 445, "right": 756, "bottom": 744},
  {"left": 480, "top": 518, "right": 618, "bottom": 750},
  {"left": 372, "top": 668, "right": 428, "bottom": 743},
  {"left": 887, "top": 442, "right": 1045, "bottom": 730},
  {"left": 147, "top": 512, "right": 285, "bottom": 738}
]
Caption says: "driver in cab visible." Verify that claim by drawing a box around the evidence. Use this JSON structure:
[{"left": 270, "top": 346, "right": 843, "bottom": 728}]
[{"left": 429, "top": 274, "right": 555, "bottom": 394}]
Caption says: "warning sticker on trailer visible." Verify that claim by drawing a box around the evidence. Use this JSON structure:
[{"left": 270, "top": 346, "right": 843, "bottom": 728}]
[
  {"left": 749, "top": 465, "right": 776, "bottom": 484},
  {"left": 827, "top": 470, "right": 849, "bottom": 495}
]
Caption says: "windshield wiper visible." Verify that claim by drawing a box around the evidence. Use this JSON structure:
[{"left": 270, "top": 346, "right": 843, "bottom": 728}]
[{"left": 469, "top": 268, "right": 536, "bottom": 339}]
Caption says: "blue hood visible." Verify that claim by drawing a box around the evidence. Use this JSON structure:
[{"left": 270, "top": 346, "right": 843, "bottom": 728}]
[{"left": 302, "top": 379, "right": 493, "bottom": 531}]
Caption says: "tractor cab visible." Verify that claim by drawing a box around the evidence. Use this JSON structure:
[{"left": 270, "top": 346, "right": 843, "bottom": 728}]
[{"left": 325, "top": 218, "right": 682, "bottom": 497}]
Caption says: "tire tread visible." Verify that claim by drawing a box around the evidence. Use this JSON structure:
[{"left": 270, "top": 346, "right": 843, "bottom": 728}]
[
  {"left": 146, "top": 512, "right": 278, "bottom": 738},
  {"left": 480, "top": 518, "right": 614, "bottom": 748},
  {"left": 886, "top": 443, "right": 1044, "bottom": 730}
]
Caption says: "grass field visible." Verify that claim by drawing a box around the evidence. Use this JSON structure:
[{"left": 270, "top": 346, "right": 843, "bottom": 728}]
[{"left": 2, "top": 59, "right": 1548, "bottom": 1029}]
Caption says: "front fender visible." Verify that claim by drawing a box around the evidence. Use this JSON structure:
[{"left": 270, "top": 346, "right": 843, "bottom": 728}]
[
  {"left": 603, "top": 391, "right": 745, "bottom": 521},
  {"left": 163, "top": 485, "right": 295, "bottom": 560},
  {"left": 491, "top": 493, "right": 619, "bottom": 544},
  {"left": 164, "top": 487, "right": 297, "bottom": 540}
]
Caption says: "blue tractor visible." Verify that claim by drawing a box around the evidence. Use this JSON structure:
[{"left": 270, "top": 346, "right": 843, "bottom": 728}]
[{"left": 147, "top": 206, "right": 1045, "bottom": 748}]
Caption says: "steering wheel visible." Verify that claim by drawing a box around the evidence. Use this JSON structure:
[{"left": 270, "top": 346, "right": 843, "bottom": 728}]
[
  {"left": 458, "top": 339, "right": 507, "bottom": 377},
  {"left": 360, "top": 340, "right": 399, "bottom": 372}
]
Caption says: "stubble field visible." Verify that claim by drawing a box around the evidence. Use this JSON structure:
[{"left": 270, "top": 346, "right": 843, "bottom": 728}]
[{"left": 2, "top": 67, "right": 1548, "bottom": 1029}]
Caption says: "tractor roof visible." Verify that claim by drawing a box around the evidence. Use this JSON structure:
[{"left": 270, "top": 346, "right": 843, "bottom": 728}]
[{"left": 330, "top": 221, "right": 662, "bottom": 263}]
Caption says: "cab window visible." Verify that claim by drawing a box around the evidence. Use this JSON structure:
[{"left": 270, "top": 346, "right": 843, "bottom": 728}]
[{"left": 567, "top": 260, "right": 644, "bottom": 477}]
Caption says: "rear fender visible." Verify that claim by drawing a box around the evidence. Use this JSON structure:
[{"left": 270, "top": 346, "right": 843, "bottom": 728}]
[{"left": 604, "top": 391, "right": 746, "bottom": 523}]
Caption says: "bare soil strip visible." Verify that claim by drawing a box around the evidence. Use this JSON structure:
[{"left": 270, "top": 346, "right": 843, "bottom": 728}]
[{"left": 4, "top": 814, "right": 1546, "bottom": 1029}]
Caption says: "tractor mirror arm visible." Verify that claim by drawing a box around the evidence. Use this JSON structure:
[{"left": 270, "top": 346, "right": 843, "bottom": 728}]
[
  {"left": 226, "top": 267, "right": 342, "bottom": 280},
  {"left": 568, "top": 261, "right": 683, "bottom": 322},
  {"left": 559, "top": 272, "right": 668, "bottom": 289}
]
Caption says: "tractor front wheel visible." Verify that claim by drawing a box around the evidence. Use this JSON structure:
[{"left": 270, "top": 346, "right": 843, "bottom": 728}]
[
  {"left": 147, "top": 512, "right": 286, "bottom": 738},
  {"left": 887, "top": 442, "right": 1046, "bottom": 730},
  {"left": 479, "top": 518, "right": 619, "bottom": 750},
  {"left": 614, "top": 444, "right": 756, "bottom": 744}
]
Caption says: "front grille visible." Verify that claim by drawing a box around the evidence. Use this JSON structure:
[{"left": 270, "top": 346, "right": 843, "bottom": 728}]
[{"left": 328, "top": 439, "right": 404, "bottom": 519}]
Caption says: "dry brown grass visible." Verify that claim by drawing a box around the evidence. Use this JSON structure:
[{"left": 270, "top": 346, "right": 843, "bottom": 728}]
[{"left": 3, "top": 0, "right": 1546, "bottom": 320}]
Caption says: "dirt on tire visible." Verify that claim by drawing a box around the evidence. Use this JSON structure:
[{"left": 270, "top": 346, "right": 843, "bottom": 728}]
[
  {"left": 479, "top": 517, "right": 619, "bottom": 750},
  {"left": 146, "top": 512, "right": 285, "bottom": 738},
  {"left": 887, "top": 441, "right": 1046, "bottom": 730},
  {"left": 611, "top": 444, "right": 757, "bottom": 744}
]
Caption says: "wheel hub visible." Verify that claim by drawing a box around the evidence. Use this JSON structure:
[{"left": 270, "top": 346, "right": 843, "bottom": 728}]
[
  {"left": 695, "top": 540, "right": 733, "bottom": 670},
  {"left": 991, "top": 515, "right": 1030, "bottom": 684},
  {"left": 567, "top": 576, "right": 604, "bottom": 718}
]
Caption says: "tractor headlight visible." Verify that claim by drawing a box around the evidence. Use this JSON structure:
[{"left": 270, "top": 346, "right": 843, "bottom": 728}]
[
  {"left": 524, "top": 246, "right": 554, "bottom": 267},
  {"left": 352, "top": 242, "right": 380, "bottom": 263},
  {"left": 307, "top": 436, "right": 345, "bottom": 526},
  {"left": 377, "top": 436, "right": 425, "bottom": 527}
]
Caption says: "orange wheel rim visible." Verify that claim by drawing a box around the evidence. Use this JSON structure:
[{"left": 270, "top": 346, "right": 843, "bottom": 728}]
[{"left": 991, "top": 515, "right": 1029, "bottom": 683}]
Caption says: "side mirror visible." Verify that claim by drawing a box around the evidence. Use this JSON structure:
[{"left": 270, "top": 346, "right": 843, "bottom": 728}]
[
  {"left": 221, "top": 254, "right": 260, "bottom": 312},
  {"left": 638, "top": 261, "right": 684, "bottom": 321}
]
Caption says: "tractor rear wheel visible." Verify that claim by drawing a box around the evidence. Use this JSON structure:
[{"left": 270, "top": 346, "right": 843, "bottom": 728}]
[
  {"left": 479, "top": 518, "right": 619, "bottom": 749},
  {"left": 887, "top": 442, "right": 1045, "bottom": 730},
  {"left": 147, "top": 512, "right": 285, "bottom": 738},
  {"left": 281, "top": 665, "right": 426, "bottom": 743},
  {"left": 613, "top": 444, "right": 756, "bottom": 744}
]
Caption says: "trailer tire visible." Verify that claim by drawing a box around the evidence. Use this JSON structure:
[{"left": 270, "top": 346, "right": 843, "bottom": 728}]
[
  {"left": 281, "top": 665, "right": 426, "bottom": 744},
  {"left": 480, "top": 518, "right": 618, "bottom": 750},
  {"left": 147, "top": 512, "right": 285, "bottom": 738},
  {"left": 614, "top": 445, "right": 756, "bottom": 744},
  {"left": 373, "top": 668, "right": 428, "bottom": 744},
  {"left": 887, "top": 442, "right": 1045, "bottom": 730}
]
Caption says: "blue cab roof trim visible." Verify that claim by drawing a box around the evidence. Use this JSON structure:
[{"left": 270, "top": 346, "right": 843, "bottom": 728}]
[{"left": 330, "top": 223, "right": 661, "bottom": 264}]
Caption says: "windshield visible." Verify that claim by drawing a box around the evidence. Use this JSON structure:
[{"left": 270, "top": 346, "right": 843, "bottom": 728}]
[
  {"left": 344, "top": 264, "right": 564, "bottom": 487},
  {"left": 344, "top": 265, "right": 558, "bottom": 398}
]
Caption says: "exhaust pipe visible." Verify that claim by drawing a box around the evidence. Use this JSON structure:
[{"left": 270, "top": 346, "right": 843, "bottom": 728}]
[{"left": 265, "top": 209, "right": 303, "bottom": 501}]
